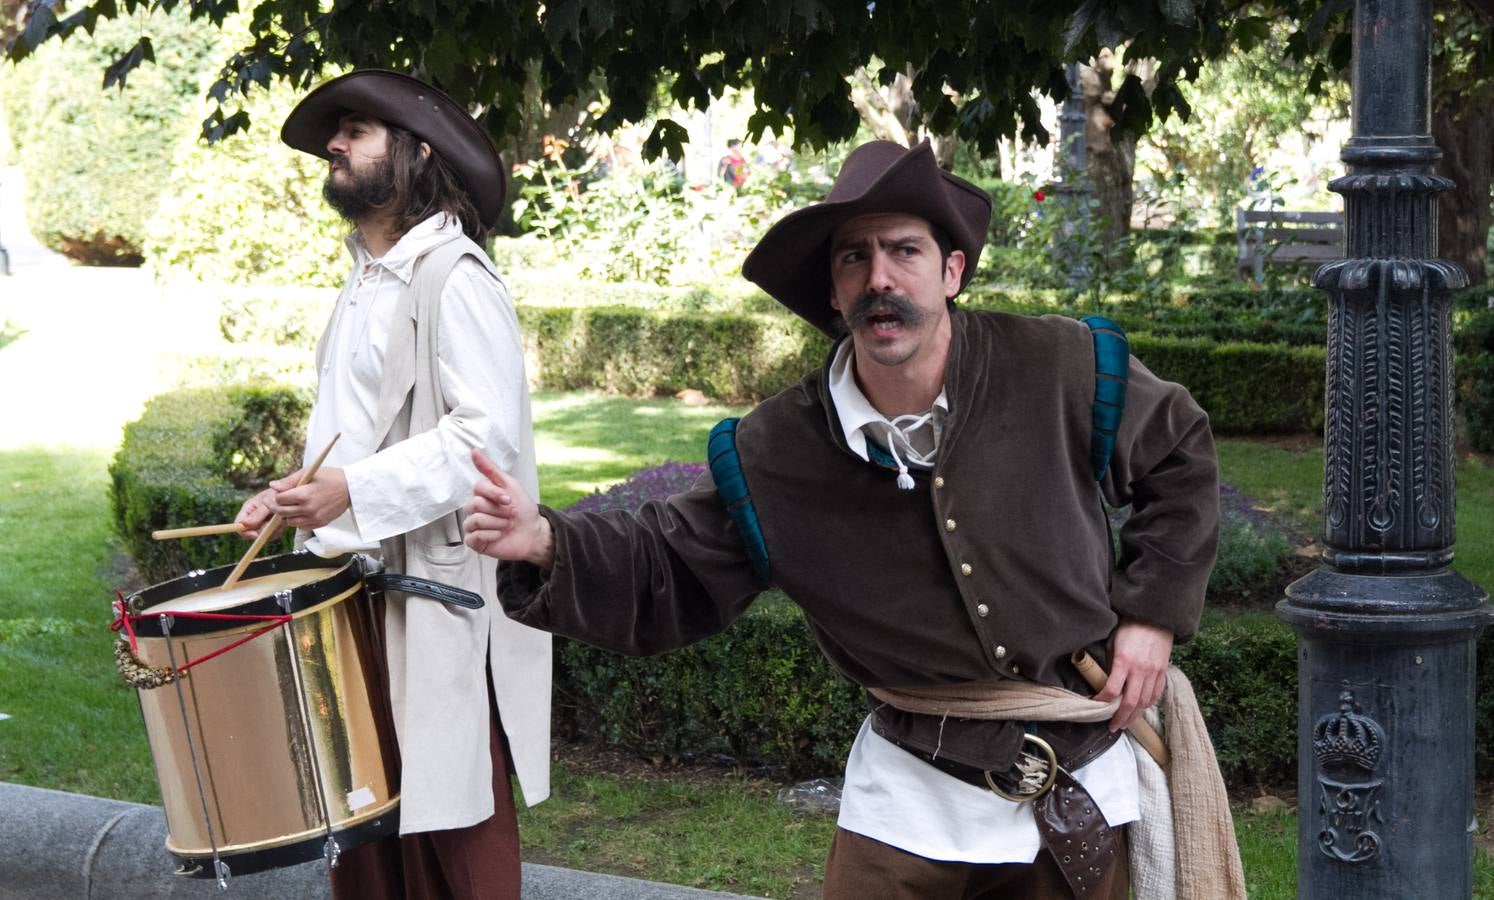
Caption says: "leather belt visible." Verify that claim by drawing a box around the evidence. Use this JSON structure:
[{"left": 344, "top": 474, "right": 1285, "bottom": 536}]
[{"left": 885, "top": 730, "right": 1124, "bottom": 899}]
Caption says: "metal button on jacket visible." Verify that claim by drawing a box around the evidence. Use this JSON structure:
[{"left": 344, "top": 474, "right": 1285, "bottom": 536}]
[
  {"left": 961, "top": 563, "right": 973, "bottom": 576},
  {"left": 945, "top": 519, "right": 957, "bottom": 532},
  {"left": 976, "top": 603, "right": 989, "bottom": 617},
  {"left": 994, "top": 645, "right": 1007, "bottom": 659},
  {"left": 934, "top": 476, "right": 945, "bottom": 489}
]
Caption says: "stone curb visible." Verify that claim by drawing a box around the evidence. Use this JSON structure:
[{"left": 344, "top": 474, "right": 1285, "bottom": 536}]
[{"left": 0, "top": 782, "right": 761, "bottom": 899}]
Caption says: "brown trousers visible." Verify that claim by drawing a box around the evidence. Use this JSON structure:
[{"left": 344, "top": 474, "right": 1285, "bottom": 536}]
[
  {"left": 822, "top": 826, "right": 1131, "bottom": 900},
  {"left": 330, "top": 659, "right": 522, "bottom": 900}
]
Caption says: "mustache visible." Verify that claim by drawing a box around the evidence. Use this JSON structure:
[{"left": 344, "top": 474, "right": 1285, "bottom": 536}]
[
  {"left": 844, "top": 293, "right": 928, "bottom": 330},
  {"left": 329, "top": 152, "right": 350, "bottom": 171}
]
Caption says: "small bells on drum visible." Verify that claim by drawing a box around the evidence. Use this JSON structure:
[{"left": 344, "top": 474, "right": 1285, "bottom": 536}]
[{"left": 113, "top": 638, "right": 181, "bottom": 689}]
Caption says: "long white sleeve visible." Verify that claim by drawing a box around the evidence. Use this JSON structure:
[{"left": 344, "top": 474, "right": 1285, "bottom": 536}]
[{"left": 342, "top": 259, "right": 526, "bottom": 543}]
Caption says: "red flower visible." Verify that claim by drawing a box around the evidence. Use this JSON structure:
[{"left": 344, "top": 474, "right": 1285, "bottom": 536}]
[{"left": 1033, "top": 190, "right": 1046, "bottom": 202}]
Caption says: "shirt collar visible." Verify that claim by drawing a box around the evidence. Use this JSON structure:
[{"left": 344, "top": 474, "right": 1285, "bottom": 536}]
[
  {"left": 345, "top": 213, "right": 463, "bottom": 285},
  {"left": 826, "top": 339, "right": 948, "bottom": 463}
]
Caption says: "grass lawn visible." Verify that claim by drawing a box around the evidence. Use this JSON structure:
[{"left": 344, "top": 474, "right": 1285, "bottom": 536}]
[{"left": 5, "top": 403, "right": 1494, "bottom": 896}]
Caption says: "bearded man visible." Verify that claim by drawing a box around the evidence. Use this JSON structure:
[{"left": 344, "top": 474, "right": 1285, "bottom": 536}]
[
  {"left": 462, "top": 140, "right": 1244, "bottom": 899},
  {"left": 233, "top": 70, "right": 550, "bottom": 900}
]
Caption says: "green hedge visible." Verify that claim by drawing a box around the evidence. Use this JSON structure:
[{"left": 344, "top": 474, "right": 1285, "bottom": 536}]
[
  {"left": 556, "top": 594, "right": 866, "bottom": 777},
  {"left": 109, "top": 385, "right": 309, "bottom": 584},
  {"left": 1130, "top": 334, "right": 1325, "bottom": 434},
  {"left": 518, "top": 306, "right": 829, "bottom": 404}
]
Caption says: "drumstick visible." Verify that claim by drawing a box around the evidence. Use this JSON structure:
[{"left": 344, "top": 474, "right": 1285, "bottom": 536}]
[
  {"left": 1072, "top": 651, "right": 1170, "bottom": 767},
  {"left": 152, "top": 522, "right": 247, "bottom": 540},
  {"left": 220, "top": 433, "right": 341, "bottom": 591}
]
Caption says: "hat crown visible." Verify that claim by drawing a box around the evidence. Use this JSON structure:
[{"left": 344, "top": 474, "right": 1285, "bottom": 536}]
[{"left": 824, "top": 141, "right": 923, "bottom": 203}]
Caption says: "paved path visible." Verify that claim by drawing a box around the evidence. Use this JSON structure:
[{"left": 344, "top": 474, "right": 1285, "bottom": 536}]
[{"left": 0, "top": 166, "right": 225, "bottom": 451}]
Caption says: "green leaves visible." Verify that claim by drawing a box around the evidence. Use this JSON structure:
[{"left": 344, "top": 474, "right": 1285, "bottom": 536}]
[
  {"left": 7, "top": 1, "right": 58, "bottom": 62},
  {"left": 643, "top": 119, "right": 690, "bottom": 162},
  {"left": 102, "top": 35, "right": 154, "bottom": 90}
]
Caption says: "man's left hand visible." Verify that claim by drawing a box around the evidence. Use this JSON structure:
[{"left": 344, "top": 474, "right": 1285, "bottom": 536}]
[
  {"left": 1093, "top": 619, "right": 1174, "bottom": 733},
  {"left": 265, "top": 467, "right": 351, "bottom": 530}
]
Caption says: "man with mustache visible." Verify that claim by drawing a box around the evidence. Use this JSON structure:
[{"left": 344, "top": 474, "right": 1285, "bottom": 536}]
[
  {"left": 233, "top": 70, "right": 550, "bottom": 900},
  {"left": 467, "top": 140, "right": 1228, "bottom": 898}
]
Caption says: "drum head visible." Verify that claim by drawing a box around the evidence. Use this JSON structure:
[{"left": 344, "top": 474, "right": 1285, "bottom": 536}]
[{"left": 127, "top": 552, "right": 362, "bottom": 636}]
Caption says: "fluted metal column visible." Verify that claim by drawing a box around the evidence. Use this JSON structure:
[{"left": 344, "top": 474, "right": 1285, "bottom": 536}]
[
  {"left": 1277, "top": 0, "right": 1492, "bottom": 896},
  {"left": 1050, "top": 62, "right": 1091, "bottom": 286}
]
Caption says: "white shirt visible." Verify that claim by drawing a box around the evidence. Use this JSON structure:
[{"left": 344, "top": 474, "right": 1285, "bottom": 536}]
[
  {"left": 303, "top": 213, "right": 527, "bottom": 554},
  {"left": 825, "top": 340, "right": 1140, "bottom": 863}
]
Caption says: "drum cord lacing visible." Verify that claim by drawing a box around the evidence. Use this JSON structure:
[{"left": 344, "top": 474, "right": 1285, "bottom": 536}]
[{"left": 111, "top": 592, "right": 293, "bottom": 690}]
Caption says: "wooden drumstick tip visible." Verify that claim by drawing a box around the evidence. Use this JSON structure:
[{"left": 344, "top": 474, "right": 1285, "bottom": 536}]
[
  {"left": 1071, "top": 650, "right": 1171, "bottom": 768},
  {"left": 152, "top": 522, "right": 247, "bottom": 541}
]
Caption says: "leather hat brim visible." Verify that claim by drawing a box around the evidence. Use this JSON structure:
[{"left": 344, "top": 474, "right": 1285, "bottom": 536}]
[
  {"left": 281, "top": 69, "right": 505, "bottom": 231},
  {"left": 742, "top": 141, "right": 991, "bottom": 337}
]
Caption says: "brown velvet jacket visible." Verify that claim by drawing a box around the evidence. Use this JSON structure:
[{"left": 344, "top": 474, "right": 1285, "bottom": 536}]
[{"left": 498, "top": 309, "right": 1219, "bottom": 771}]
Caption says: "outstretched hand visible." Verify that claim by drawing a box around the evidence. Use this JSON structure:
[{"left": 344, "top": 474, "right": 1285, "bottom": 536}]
[
  {"left": 1093, "top": 619, "right": 1174, "bottom": 732},
  {"left": 464, "top": 449, "right": 554, "bottom": 569}
]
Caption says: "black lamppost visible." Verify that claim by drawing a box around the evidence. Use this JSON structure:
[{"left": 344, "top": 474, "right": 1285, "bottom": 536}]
[
  {"left": 1277, "top": 0, "right": 1492, "bottom": 896},
  {"left": 1050, "top": 62, "right": 1091, "bottom": 287}
]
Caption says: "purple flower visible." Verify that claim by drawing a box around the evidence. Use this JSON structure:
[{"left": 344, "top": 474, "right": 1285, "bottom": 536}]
[{"left": 567, "top": 461, "right": 708, "bottom": 515}]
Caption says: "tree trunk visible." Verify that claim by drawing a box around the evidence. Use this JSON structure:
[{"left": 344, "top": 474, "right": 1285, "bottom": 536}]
[
  {"left": 1432, "top": 101, "right": 1491, "bottom": 286},
  {"left": 850, "top": 67, "right": 958, "bottom": 170},
  {"left": 1081, "top": 51, "right": 1154, "bottom": 249}
]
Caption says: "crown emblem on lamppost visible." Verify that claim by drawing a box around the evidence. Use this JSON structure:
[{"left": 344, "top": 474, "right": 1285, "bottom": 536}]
[
  {"left": 1314, "top": 691, "right": 1385, "bottom": 774},
  {"left": 1313, "top": 690, "right": 1386, "bottom": 864}
]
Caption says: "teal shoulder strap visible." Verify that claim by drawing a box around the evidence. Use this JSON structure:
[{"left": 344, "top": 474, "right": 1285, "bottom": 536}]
[
  {"left": 708, "top": 418, "right": 770, "bottom": 582},
  {"left": 1081, "top": 315, "right": 1129, "bottom": 482}
]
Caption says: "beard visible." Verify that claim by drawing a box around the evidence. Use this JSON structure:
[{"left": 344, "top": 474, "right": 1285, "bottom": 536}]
[
  {"left": 842, "top": 292, "right": 930, "bottom": 332},
  {"left": 322, "top": 153, "right": 395, "bottom": 222}
]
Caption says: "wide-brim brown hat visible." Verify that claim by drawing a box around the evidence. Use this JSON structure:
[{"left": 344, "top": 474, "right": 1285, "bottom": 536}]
[
  {"left": 742, "top": 140, "right": 992, "bottom": 336},
  {"left": 281, "top": 69, "right": 506, "bottom": 230}
]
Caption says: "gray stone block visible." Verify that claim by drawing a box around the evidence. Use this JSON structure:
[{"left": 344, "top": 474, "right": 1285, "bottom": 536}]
[{"left": 0, "top": 782, "right": 761, "bottom": 899}]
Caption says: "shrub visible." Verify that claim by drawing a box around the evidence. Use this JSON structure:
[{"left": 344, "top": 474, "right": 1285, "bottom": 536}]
[
  {"left": 110, "top": 385, "right": 308, "bottom": 583},
  {"left": 1462, "top": 354, "right": 1494, "bottom": 452},
  {"left": 1131, "top": 334, "right": 1325, "bottom": 434},
  {"left": 519, "top": 306, "right": 829, "bottom": 404},
  {"left": 0, "top": 8, "right": 219, "bottom": 264},
  {"left": 1171, "top": 614, "right": 1298, "bottom": 785}
]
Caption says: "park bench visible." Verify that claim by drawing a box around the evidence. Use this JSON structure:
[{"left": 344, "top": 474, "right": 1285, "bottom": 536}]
[{"left": 1235, "top": 208, "right": 1343, "bottom": 280}]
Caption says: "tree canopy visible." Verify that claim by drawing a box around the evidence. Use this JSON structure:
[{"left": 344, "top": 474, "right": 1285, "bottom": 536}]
[{"left": 8, "top": 0, "right": 1285, "bottom": 156}]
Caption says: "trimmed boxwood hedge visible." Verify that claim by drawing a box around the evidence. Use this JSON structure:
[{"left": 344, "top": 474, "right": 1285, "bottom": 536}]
[
  {"left": 110, "top": 385, "right": 309, "bottom": 584},
  {"left": 515, "top": 304, "right": 1328, "bottom": 434}
]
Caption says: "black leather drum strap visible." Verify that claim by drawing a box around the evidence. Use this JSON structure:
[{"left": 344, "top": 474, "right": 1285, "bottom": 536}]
[{"left": 365, "top": 573, "right": 484, "bottom": 609}]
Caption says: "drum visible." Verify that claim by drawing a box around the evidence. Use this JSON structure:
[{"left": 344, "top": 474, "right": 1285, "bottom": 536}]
[{"left": 116, "top": 550, "right": 476, "bottom": 883}]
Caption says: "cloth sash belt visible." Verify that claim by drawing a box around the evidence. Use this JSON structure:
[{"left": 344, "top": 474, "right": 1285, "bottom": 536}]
[{"left": 869, "top": 667, "right": 1246, "bottom": 900}]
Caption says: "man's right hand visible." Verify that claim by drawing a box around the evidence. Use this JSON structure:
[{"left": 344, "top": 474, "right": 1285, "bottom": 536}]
[
  {"left": 234, "top": 489, "right": 285, "bottom": 542},
  {"left": 464, "top": 449, "right": 555, "bottom": 570}
]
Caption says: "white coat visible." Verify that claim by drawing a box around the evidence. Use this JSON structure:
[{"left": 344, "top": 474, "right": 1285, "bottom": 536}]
[{"left": 306, "top": 218, "right": 551, "bottom": 834}]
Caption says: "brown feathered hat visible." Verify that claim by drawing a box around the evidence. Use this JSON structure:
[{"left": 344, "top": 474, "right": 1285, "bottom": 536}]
[
  {"left": 281, "top": 69, "right": 506, "bottom": 230},
  {"left": 742, "top": 140, "right": 992, "bottom": 336}
]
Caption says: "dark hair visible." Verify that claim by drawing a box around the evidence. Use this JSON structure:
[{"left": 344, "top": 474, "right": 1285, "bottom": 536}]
[{"left": 382, "top": 123, "right": 488, "bottom": 244}]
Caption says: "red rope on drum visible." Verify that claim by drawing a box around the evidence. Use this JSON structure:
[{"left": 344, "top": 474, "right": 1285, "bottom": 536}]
[{"left": 110, "top": 594, "right": 293, "bottom": 678}]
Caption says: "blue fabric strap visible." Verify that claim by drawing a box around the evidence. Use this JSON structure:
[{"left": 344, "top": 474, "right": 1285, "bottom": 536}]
[
  {"left": 1081, "top": 315, "right": 1129, "bottom": 483},
  {"left": 708, "top": 418, "right": 770, "bottom": 582}
]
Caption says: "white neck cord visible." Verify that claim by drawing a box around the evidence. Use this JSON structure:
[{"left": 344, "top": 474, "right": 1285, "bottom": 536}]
[{"left": 882, "top": 411, "right": 939, "bottom": 490}]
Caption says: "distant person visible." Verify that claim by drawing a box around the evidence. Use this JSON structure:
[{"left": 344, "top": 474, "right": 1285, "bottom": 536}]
[
  {"left": 718, "top": 138, "right": 749, "bottom": 189},
  {"left": 234, "top": 69, "right": 551, "bottom": 900}
]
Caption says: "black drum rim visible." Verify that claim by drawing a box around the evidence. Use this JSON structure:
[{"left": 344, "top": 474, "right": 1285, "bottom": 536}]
[{"left": 127, "top": 552, "right": 364, "bottom": 637}]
